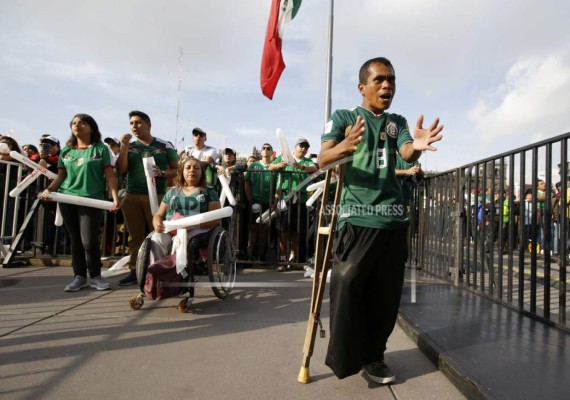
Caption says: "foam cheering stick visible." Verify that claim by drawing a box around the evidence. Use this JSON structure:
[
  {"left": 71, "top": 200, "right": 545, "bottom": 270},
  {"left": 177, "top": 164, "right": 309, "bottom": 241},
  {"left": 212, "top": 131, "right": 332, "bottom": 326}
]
[
  {"left": 256, "top": 208, "right": 277, "bottom": 224},
  {"left": 142, "top": 157, "right": 159, "bottom": 215},
  {"left": 163, "top": 206, "right": 233, "bottom": 231},
  {"left": 305, "top": 187, "right": 323, "bottom": 208},
  {"left": 54, "top": 203, "right": 63, "bottom": 226},
  {"left": 42, "top": 192, "right": 115, "bottom": 210},
  {"left": 9, "top": 168, "right": 41, "bottom": 197},
  {"left": 306, "top": 176, "right": 337, "bottom": 192},
  {"left": 218, "top": 174, "right": 236, "bottom": 206},
  {"left": 10, "top": 151, "right": 57, "bottom": 180},
  {"left": 175, "top": 229, "right": 188, "bottom": 275},
  {"left": 219, "top": 190, "right": 227, "bottom": 206},
  {"left": 101, "top": 255, "right": 131, "bottom": 278},
  {"left": 276, "top": 128, "right": 294, "bottom": 165}
]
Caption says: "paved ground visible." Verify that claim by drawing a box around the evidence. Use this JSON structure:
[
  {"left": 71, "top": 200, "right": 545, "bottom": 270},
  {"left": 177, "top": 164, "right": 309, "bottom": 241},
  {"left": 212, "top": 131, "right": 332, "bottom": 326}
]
[{"left": 0, "top": 266, "right": 465, "bottom": 400}]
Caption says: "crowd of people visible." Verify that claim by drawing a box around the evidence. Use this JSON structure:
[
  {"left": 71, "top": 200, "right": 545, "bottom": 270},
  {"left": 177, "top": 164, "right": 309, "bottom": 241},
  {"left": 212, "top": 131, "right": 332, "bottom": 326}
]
[
  {"left": 0, "top": 110, "right": 324, "bottom": 288},
  {"left": 0, "top": 56, "right": 445, "bottom": 386},
  {"left": 470, "top": 178, "right": 569, "bottom": 256}
]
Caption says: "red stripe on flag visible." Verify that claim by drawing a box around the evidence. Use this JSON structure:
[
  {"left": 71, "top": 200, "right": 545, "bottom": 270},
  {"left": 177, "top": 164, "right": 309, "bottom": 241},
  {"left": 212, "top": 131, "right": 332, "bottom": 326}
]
[{"left": 260, "top": 0, "right": 285, "bottom": 100}]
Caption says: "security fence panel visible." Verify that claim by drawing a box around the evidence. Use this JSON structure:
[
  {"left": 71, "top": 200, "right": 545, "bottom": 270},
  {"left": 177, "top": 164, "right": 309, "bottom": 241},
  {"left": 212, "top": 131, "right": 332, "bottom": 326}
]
[{"left": 415, "top": 132, "right": 570, "bottom": 330}]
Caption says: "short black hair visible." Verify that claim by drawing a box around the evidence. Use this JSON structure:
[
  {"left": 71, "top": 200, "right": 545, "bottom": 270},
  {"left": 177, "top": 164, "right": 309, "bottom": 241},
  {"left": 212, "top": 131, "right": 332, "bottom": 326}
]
[
  {"left": 359, "top": 57, "right": 393, "bottom": 84},
  {"left": 129, "top": 110, "right": 151, "bottom": 125}
]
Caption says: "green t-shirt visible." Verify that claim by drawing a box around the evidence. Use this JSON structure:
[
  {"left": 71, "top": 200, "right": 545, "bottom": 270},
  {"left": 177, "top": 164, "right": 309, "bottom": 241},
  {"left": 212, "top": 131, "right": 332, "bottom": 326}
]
[
  {"left": 125, "top": 138, "right": 178, "bottom": 195},
  {"left": 58, "top": 143, "right": 112, "bottom": 200},
  {"left": 162, "top": 186, "right": 219, "bottom": 221},
  {"left": 272, "top": 155, "right": 315, "bottom": 203},
  {"left": 245, "top": 161, "right": 275, "bottom": 205},
  {"left": 321, "top": 106, "right": 413, "bottom": 229}
]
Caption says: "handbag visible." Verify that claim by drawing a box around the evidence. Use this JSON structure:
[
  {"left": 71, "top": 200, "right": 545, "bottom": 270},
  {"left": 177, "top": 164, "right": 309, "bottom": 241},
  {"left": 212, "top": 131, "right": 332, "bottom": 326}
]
[{"left": 143, "top": 254, "right": 183, "bottom": 300}]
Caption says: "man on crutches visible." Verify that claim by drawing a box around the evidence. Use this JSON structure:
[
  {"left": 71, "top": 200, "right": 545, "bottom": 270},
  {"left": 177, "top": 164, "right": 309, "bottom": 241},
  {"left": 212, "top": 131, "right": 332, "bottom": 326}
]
[{"left": 318, "top": 57, "right": 443, "bottom": 384}]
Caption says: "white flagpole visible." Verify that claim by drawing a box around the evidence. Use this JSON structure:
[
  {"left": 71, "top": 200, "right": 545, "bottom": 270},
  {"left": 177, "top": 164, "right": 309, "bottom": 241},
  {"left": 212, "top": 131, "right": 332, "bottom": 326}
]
[{"left": 324, "top": 0, "right": 334, "bottom": 123}]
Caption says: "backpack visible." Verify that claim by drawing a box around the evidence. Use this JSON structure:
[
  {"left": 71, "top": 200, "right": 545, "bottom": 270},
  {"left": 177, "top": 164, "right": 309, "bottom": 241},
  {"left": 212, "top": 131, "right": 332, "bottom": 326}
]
[{"left": 144, "top": 254, "right": 183, "bottom": 300}]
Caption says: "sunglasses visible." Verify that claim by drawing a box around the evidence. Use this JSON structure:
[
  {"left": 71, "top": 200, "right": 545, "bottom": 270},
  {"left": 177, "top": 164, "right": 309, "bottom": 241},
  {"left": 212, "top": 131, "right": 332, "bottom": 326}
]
[
  {"left": 193, "top": 133, "right": 205, "bottom": 137},
  {"left": 262, "top": 146, "right": 272, "bottom": 150},
  {"left": 298, "top": 143, "right": 309, "bottom": 149}
]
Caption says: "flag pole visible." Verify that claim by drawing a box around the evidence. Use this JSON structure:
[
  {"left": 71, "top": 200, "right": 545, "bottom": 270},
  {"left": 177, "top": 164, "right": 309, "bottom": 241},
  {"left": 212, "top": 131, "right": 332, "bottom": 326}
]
[
  {"left": 175, "top": 46, "right": 183, "bottom": 149},
  {"left": 323, "top": 0, "right": 334, "bottom": 123}
]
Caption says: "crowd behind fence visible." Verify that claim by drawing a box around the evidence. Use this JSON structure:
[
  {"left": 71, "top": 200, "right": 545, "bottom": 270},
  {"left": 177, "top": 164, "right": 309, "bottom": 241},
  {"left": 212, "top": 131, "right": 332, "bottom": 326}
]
[
  {"left": 415, "top": 132, "right": 570, "bottom": 331},
  {"left": 1, "top": 163, "right": 324, "bottom": 271},
  {"left": 2, "top": 135, "right": 569, "bottom": 331}
]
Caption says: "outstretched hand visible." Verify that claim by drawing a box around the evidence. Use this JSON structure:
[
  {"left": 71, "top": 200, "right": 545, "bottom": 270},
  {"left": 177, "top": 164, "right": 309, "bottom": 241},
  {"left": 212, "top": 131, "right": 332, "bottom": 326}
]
[{"left": 413, "top": 115, "right": 443, "bottom": 152}]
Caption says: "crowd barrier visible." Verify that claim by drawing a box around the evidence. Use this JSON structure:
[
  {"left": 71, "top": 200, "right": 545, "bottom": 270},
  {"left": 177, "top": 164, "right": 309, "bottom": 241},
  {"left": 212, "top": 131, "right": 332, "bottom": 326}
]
[
  {"left": 416, "top": 131, "right": 570, "bottom": 330},
  {"left": 3, "top": 139, "right": 568, "bottom": 331},
  {"left": 0, "top": 165, "right": 322, "bottom": 271}
]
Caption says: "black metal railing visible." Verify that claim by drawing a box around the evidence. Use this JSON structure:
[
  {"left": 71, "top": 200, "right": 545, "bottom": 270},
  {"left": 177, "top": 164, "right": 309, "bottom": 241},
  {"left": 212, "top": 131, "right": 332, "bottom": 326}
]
[
  {"left": 3, "top": 136, "right": 569, "bottom": 331},
  {"left": 416, "top": 132, "right": 570, "bottom": 330}
]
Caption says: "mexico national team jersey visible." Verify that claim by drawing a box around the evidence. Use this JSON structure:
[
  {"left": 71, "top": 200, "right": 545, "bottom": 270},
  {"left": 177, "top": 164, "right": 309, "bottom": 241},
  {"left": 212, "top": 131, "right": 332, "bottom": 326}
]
[
  {"left": 321, "top": 106, "right": 413, "bottom": 230},
  {"left": 161, "top": 186, "right": 219, "bottom": 221},
  {"left": 245, "top": 161, "right": 274, "bottom": 205},
  {"left": 126, "top": 138, "right": 178, "bottom": 195},
  {"left": 58, "top": 143, "right": 113, "bottom": 200}
]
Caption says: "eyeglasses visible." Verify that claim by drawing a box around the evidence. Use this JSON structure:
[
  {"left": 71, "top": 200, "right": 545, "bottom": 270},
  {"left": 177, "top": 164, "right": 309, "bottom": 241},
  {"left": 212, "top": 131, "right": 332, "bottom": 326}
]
[{"left": 262, "top": 146, "right": 272, "bottom": 150}]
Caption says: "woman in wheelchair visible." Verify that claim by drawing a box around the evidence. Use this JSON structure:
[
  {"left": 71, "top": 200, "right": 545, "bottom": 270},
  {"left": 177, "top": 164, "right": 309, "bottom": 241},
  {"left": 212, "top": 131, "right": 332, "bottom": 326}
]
[
  {"left": 130, "top": 157, "right": 236, "bottom": 312},
  {"left": 151, "top": 157, "right": 221, "bottom": 262}
]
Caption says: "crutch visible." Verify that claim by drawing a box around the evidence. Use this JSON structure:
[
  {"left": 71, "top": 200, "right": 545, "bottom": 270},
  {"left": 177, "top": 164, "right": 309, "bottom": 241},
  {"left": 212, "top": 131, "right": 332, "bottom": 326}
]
[{"left": 298, "top": 162, "right": 345, "bottom": 383}]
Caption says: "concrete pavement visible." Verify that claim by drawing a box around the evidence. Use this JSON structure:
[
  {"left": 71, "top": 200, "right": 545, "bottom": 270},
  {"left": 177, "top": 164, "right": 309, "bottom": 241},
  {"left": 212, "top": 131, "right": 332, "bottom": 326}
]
[{"left": 0, "top": 265, "right": 465, "bottom": 400}]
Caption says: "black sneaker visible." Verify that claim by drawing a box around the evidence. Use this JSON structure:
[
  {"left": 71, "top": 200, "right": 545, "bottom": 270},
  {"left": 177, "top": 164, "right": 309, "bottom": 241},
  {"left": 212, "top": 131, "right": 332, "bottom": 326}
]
[
  {"left": 363, "top": 361, "right": 395, "bottom": 384},
  {"left": 118, "top": 270, "right": 137, "bottom": 286}
]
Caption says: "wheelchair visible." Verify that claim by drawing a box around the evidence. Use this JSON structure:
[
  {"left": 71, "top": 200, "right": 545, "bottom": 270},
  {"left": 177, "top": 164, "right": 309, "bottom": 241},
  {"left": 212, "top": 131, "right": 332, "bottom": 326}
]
[{"left": 128, "top": 225, "right": 237, "bottom": 313}]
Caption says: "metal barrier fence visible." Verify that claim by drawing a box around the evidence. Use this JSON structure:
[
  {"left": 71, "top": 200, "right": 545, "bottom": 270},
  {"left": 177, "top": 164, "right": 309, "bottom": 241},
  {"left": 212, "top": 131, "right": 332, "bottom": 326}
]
[
  {"left": 0, "top": 163, "right": 321, "bottom": 271},
  {"left": 4, "top": 141, "right": 568, "bottom": 332},
  {"left": 415, "top": 132, "right": 570, "bottom": 331}
]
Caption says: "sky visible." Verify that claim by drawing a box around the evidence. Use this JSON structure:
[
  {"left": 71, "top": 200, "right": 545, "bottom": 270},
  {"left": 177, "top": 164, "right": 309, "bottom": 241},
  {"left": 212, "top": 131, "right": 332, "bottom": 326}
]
[{"left": 1, "top": 0, "right": 569, "bottom": 173}]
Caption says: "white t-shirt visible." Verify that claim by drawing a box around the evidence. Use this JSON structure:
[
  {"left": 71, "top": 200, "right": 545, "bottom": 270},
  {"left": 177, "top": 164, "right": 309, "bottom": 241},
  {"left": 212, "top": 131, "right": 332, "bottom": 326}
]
[{"left": 181, "top": 145, "right": 217, "bottom": 164}]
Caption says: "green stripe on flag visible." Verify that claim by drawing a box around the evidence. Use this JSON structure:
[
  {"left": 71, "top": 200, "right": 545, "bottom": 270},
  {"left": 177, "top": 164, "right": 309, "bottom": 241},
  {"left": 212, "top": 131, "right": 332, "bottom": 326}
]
[{"left": 278, "top": 0, "right": 302, "bottom": 37}]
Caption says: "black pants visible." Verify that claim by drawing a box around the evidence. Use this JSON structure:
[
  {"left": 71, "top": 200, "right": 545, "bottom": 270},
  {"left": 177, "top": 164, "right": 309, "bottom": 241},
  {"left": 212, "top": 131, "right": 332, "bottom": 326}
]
[
  {"left": 325, "top": 224, "right": 407, "bottom": 379},
  {"left": 59, "top": 203, "right": 103, "bottom": 278}
]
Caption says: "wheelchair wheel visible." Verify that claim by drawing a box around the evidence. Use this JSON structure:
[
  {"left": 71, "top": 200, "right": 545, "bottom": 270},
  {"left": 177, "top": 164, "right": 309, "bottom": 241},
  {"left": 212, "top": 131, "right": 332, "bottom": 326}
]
[
  {"left": 207, "top": 226, "right": 237, "bottom": 299},
  {"left": 135, "top": 232, "right": 154, "bottom": 293}
]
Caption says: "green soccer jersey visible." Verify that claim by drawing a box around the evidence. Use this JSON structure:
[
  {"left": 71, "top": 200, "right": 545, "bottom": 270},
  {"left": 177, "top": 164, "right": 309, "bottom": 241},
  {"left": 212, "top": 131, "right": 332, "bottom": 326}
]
[
  {"left": 162, "top": 186, "right": 219, "bottom": 221},
  {"left": 58, "top": 143, "right": 112, "bottom": 200},
  {"left": 321, "top": 106, "right": 413, "bottom": 230},
  {"left": 126, "top": 138, "right": 178, "bottom": 195},
  {"left": 272, "top": 155, "right": 315, "bottom": 203},
  {"left": 245, "top": 161, "right": 275, "bottom": 205}
]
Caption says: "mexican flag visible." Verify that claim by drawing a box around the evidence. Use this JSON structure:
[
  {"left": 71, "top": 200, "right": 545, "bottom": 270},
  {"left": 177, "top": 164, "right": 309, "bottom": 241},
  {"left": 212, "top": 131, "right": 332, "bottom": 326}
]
[{"left": 260, "top": 0, "right": 302, "bottom": 100}]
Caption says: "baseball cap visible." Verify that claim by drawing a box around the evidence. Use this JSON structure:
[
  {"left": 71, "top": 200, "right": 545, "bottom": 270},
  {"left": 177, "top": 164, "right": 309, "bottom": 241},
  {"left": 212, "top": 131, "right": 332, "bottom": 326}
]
[
  {"left": 104, "top": 137, "right": 120, "bottom": 146},
  {"left": 223, "top": 148, "right": 236, "bottom": 156},
  {"left": 296, "top": 138, "right": 310, "bottom": 147},
  {"left": 42, "top": 136, "right": 60, "bottom": 146},
  {"left": 192, "top": 127, "right": 207, "bottom": 136}
]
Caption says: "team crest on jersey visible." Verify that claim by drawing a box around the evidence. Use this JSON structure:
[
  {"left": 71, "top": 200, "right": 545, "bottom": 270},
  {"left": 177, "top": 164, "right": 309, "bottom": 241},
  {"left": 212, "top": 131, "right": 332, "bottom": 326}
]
[{"left": 386, "top": 122, "right": 398, "bottom": 138}]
